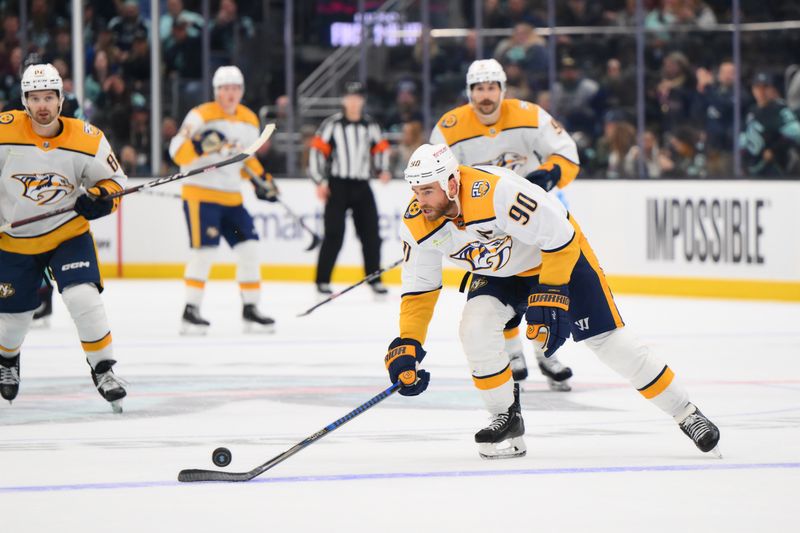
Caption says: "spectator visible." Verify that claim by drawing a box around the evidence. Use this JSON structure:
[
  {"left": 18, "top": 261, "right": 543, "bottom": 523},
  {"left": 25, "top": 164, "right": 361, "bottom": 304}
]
[
  {"left": 693, "top": 61, "right": 738, "bottom": 176},
  {"left": 551, "top": 56, "right": 605, "bottom": 139},
  {"left": 45, "top": 27, "right": 72, "bottom": 66},
  {"left": 740, "top": 72, "right": 800, "bottom": 177},
  {"left": 122, "top": 31, "right": 151, "bottom": 87},
  {"left": 84, "top": 50, "right": 112, "bottom": 109},
  {"left": 109, "top": 0, "right": 150, "bottom": 55},
  {"left": 661, "top": 126, "right": 707, "bottom": 178},
  {"left": 504, "top": 62, "right": 533, "bottom": 101},
  {"left": 506, "top": 0, "right": 545, "bottom": 27},
  {"left": 165, "top": 16, "right": 203, "bottom": 79},
  {"left": 493, "top": 23, "right": 549, "bottom": 93},
  {"left": 27, "top": 0, "right": 64, "bottom": 51},
  {"left": 211, "top": 0, "right": 256, "bottom": 63},
  {"left": 606, "top": 121, "right": 638, "bottom": 179},
  {"left": 785, "top": 64, "right": 800, "bottom": 113},
  {"left": 601, "top": 58, "right": 636, "bottom": 117},
  {"left": 559, "top": 0, "right": 605, "bottom": 26},
  {"left": 385, "top": 80, "right": 422, "bottom": 133},
  {"left": 0, "top": 46, "right": 23, "bottom": 103},
  {"left": 652, "top": 51, "right": 696, "bottom": 134},
  {"left": 160, "top": 0, "right": 203, "bottom": 46}
]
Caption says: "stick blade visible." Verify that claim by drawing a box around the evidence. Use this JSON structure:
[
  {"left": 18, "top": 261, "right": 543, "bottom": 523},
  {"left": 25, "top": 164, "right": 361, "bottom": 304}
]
[
  {"left": 305, "top": 232, "right": 322, "bottom": 252},
  {"left": 243, "top": 123, "right": 276, "bottom": 156},
  {"left": 178, "top": 468, "right": 256, "bottom": 483}
]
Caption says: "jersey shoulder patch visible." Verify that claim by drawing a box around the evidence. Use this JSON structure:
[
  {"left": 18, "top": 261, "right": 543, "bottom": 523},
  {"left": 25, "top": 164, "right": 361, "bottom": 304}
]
[
  {"left": 59, "top": 117, "right": 104, "bottom": 156},
  {"left": 403, "top": 197, "right": 448, "bottom": 244},
  {"left": 459, "top": 166, "right": 500, "bottom": 225},
  {"left": 436, "top": 104, "right": 484, "bottom": 146},
  {"left": 0, "top": 111, "right": 30, "bottom": 143},
  {"left": 497, "top": 99, "right": 540, "bottom": 130}
]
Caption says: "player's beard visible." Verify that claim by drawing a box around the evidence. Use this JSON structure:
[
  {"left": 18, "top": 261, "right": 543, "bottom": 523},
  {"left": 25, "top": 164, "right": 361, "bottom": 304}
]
[
  {"left": 420, "top": 199, "right": 456, "bottom": 221},
  {"left": 32, "top": 108, "right": 57, "bottom": 126}
]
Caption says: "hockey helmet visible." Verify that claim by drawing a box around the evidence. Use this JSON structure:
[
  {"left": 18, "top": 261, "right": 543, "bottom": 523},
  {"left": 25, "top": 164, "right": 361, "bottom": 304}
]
[
  {"left": 404, "top": 143, "right": 460, "bottom": 192},
  {"left": 20, "top": 63, "right": 64, "bottom": 118},
  {"left": 466, "top": 59, "right": 507, "bottom": 102},
  {"left": 212, "top": 65, "right": 245, "bottom": 94}
]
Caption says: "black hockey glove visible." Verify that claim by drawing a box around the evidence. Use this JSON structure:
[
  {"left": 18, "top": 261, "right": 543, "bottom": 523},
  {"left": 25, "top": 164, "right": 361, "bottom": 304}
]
[
  {"left": 74, "top": 185, "right": 116, "bottom": 221},
  {"left": 385, "top": 337, "right": 430, "bottom": 396},
  {"left": 252, "top": 175, "right": 279, "bottom": 203},
  {"left": 525, "top": 284, "right": 571, "bottom": 356},
  {"left": 524, "top": 164, "right": 561, "bottom": 192}
]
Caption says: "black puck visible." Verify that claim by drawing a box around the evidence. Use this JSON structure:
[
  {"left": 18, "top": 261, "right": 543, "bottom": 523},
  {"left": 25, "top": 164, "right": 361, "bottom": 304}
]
[{"left": 212, "top": 447, "right": 232, "bottom": 467}]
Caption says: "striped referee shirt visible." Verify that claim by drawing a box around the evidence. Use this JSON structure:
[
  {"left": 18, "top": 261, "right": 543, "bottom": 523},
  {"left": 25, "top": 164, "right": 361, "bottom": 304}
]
[{"left": 309, "top": 112, "right": 390, "bottom": 184}]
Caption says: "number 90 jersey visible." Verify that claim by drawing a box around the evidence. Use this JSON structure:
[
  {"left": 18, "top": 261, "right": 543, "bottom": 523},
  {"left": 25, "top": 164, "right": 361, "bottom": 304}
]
[
  {"left": 400, "top": 165, "right": 583, "bottom": 296},
  {"left": 0, "top": 110, "right": 126, "bottom": 255}
]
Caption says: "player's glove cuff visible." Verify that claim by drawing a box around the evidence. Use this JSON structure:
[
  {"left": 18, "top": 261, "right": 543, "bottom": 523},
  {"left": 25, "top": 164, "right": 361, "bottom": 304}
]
[
  {"left": 524, "top": 165, "right": 561, "bottom": 192},
  {"left": 385, "top": 337, "right": 429, "bottom": 396},
  {"left": 525, "top": 284, "right": 571, "bottom": 356}
]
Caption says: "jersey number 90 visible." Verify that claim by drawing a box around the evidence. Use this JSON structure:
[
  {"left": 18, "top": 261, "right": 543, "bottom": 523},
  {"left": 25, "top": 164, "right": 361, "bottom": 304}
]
[{"left": 508, "top": 192, "right": 538, "bottom": 225}]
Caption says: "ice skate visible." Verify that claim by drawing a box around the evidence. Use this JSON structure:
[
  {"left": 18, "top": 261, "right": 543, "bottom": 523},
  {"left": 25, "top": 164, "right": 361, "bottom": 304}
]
[
  {"left": 91, "top": 360, "right": 127, "bottom": 413},
  {"left": 508, "top": 349, "right": 528, "bottom": 381},
  {"left": 243, "top": 304, "right": 275, "bottom": 333},
  {"left": 475, "top": 383, "right": 526, "bottom": 459},
  {"left": 536, "top": 352, "right": 572, "bottom": 391},
  {"left": 369, "top": 281, "right": 388, "bottom": 301},
  {"left": 676, "top": 403, "right": 721, "bottom": 458},
  {"left": 0, "top": 354, "right": 20, "bottom": 403},
  {"left": 180, "top": 304, "right": 210, "bottom": 335}
]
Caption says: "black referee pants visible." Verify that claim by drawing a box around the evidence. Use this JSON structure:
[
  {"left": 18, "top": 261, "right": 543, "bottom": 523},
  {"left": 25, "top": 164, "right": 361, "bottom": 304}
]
[{"left": 316, "top": 179, "right": 382, "bottom": 284}]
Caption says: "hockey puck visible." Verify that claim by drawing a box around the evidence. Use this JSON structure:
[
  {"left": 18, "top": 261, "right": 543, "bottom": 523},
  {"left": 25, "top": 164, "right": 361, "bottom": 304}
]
[{"left": 212, "top": 447, "right": 232, "bottom": 467}]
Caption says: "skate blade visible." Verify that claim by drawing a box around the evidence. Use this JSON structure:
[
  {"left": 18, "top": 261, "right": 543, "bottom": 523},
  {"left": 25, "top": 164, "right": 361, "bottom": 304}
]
[
  {"left": 30, "top": 317, "right": 51, "bottom": 329},
  {"left": 547, "top": 378, "right": 571, "bottom": 392},
  {"left": 708, "top": 446, "right": 722, "bottom": 459},
  {"left": 371, "top": 293, "right": 388, "bottom": 302},
  {"left": 111, "top": 400, "right": 123, "bottom": 414},
  {"left": 478, "top": 437, "right": 527, "bottom": 460},
  {"left": 180, "top": 322, "right": 209, "bottom": 336},
  {"left": 243, "top": 322, "right": 276, "bottom": 334}
]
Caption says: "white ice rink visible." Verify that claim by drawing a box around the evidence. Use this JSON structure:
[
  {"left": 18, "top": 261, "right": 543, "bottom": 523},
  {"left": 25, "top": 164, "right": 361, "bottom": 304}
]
[{"left": 1, "top": 279, "right": 798, "bottom": 532}]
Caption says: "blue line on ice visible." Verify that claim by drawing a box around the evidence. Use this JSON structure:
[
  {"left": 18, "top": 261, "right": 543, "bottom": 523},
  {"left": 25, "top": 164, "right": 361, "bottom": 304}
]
[{"left": 2, "top": 462, "right": 799, "bottom": 493}]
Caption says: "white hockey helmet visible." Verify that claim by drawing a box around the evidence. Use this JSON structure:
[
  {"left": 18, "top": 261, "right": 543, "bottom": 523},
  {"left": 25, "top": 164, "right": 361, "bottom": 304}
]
[
  {"left": 466, "top": 59, "right": 506, "bottom": 102},
  {"left": 212, "top": 65, "right": 244, "bottom": 94},
  {"left": 404, "top": 143, "right": 460, "bottom": 191},
  {"left": 20, "top": 63, "right": 64, "bottom": 116}
]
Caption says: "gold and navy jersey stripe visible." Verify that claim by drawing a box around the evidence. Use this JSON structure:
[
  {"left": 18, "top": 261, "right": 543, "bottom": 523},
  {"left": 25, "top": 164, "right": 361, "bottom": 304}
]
[
  {"left": 399, "top": 287, "right": 441, "bottom": 344},
  {"left": 0, "top": 111, "right": 104, "bottom": 156},
  {"left": 436, "top": 100, "right": 540, "bottom": 147}
]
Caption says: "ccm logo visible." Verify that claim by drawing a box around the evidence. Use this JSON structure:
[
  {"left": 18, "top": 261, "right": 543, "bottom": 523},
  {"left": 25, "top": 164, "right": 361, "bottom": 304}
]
[{"left": 62, "top": 261, "right": 90, "bottom": 271}]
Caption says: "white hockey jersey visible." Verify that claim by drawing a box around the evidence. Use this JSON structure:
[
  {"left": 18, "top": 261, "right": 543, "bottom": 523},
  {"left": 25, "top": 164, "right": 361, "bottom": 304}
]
[
  {"left": 398, "top": 165, "right": 586, "bottom": 343},
  {"left": 169, "top": 102, "right": 265, "bottom": 206},
  {"left": 0, "top": 110, "right": 126, "bottom": 255},
  {"left": 430, "top": 99, "right": 580, "bottom": 188}
]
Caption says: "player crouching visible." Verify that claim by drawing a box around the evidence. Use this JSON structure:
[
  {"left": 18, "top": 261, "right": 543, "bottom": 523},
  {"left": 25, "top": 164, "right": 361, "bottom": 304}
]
[{"left": 0, "top": 64, "right": 126, "bottom": 412}]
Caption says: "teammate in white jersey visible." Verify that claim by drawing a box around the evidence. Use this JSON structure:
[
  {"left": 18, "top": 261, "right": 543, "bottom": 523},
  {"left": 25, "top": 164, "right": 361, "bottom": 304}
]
[
  {"left": 169, "top": 66, "right": 277, "bottom": 334},
  {"left": 385, "top": 144, "right": 721, "bottom": 459},
  {"left": 431, "top": 59, "right": 579, "bottom": 390},
  {"left": 0, "top": 64, "right": 126, "bottom": 411}
]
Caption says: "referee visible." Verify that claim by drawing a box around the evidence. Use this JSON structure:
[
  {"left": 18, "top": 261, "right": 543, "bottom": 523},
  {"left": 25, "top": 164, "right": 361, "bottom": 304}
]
[{"left": 309, "top": 82, "right": 392, "bottom": 295}]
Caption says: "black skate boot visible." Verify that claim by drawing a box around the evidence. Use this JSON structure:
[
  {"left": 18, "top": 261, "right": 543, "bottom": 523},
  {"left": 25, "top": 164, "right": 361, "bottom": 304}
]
[
  {"left": 91, "top": 359, "right": 126, "bottom": 413},
  {"left": 32, "top": 285, "right": 53, "bottom": 328},
  {"left": 181, "top": 304, "right": 210, "bottom": 335},
  {"left": 0, "top": 354, "right": 20, "bottom": 403},
  {"left": 676, "top": 403, "right": 721, "bottom": 457},
  {"left": 508, "top": 349, "right": 529, "bottom": 381},
  {"left": 243, "top": 304, "right": 275, "bottom": 333},
  {"left": 369, "top": 281, "right": 388, "bottom": 300},
  {"left": 475, "top": 383, "right": 526, "bottom": 459},
  {"left": 536, "top": 352, "right": 573, "bottom": 391}
]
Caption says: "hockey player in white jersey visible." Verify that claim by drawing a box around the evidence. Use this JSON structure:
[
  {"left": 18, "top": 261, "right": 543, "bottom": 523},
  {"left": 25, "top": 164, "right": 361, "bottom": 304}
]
[
  {"left": 386, "top": 144, "right": 720, "bottom": 459},
  {"left": 169, "top": 66, "right": 277, "bottom": 334},
  {"left": 0, "top": 64, "right": 126, "bottom": 411},
  {"left": 431, "top": 59, "right": 578, "bottom": 390}
]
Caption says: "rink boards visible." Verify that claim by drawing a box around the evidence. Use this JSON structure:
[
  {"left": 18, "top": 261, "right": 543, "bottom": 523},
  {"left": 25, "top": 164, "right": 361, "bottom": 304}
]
[{"left": 89, "top": 178, "right": 800, "bottom": 301}]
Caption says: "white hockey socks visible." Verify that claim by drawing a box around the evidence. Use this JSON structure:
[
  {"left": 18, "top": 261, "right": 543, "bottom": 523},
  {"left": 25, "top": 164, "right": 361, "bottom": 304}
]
[
  {"left": 184, "top": 247, "right": 216, "bottom": 306},
  {"left": 61, "top": 283, "right": 114, "bottom": 369},
  {"left": 233, "top": 240, "right": 261, "bottom": 305}
]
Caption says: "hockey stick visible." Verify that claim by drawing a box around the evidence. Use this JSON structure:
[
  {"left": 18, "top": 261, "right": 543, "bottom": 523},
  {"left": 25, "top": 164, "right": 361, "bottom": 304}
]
[
  {"left": 297, "top": 258, "right": 403, "bottom": 317},
  {"left": 243, "top": 166, "right": 323, "bottom": 251},
  {"left": 0, "top": 124, "right": 276, "bottom": 234},
  {"left": 178, "top": 381, "right": 401, "bottom": 482}
]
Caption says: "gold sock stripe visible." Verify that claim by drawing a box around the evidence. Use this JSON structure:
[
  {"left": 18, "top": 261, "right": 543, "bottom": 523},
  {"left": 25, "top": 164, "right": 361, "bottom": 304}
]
[
  {"left": 473, "top": 364, "right": 512, "bottom": 390},
  {"left": 638, "top": 365, "right": 675, "bottom": 399},
  {"left": 185, "top": 279, "right": 206, "bottom": 289},
  {"left": 239, "top": 282, "right": 261, "bottom": 291},
  {"left": 81, "top": 332, "right": 112, "bottom": 352},
  {"left": 503, "top": 327, "right": 519, "bottom": 340},
  {"left": 0, "top": 343, "right": 20, "bottom": 355}
]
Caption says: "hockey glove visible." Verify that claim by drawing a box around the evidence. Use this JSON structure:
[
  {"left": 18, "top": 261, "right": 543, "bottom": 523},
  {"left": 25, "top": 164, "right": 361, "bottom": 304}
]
[
  {"left": 525, "top": 284, "right": 571, "bottom": 356},
  {"left": 192, "top": 130, "right": 226, "bottom": 155},
  {"left": 74, "top": 185, "right": 116, "bottom": 220},
  {"left": 252, "top": 175, "right": 279, "bottom": 203},
  {"left": 385, "top": 337, "right": 430, "bottom": 396},
  {"left": 524, "top": 164, "right": 561, "bottom": 192}
]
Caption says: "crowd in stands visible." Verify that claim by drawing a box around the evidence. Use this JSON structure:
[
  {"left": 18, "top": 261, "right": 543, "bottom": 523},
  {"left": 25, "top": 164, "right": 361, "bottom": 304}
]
[{"left": 0, "top": 0, "right": 799, "bottom": 178}]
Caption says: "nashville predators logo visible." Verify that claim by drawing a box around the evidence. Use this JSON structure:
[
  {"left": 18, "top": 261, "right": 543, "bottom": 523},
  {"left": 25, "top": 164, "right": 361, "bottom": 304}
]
[
  {"left": 479, "top": 151, "right": 528, "bottom": 171},
  {"left": 206, "top": 226, "right": 220, "bottom": 238},
  {"left": 404, "top": 200, "right": 422, "bottom": 219},
  {"left": 0, "top": 283, "right": 15, "bottom": 298},
  {"left": 441, "top": 114, "right": 457, "bottom": 128},
  {"left": 450, "top": 236, "right": 512, "bottom": 272},
  {"left": 471, "top": 180, "right": 490, "bottom": 198},
  {"left": 13, "top": 173, "right": 74, "bottom": 205}
]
